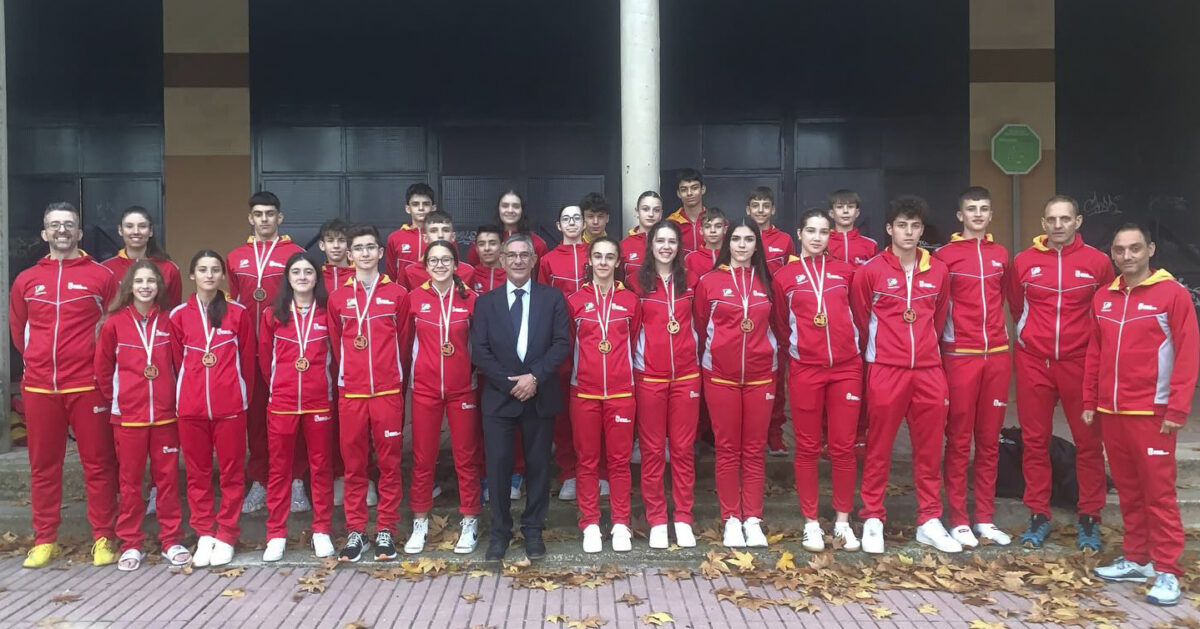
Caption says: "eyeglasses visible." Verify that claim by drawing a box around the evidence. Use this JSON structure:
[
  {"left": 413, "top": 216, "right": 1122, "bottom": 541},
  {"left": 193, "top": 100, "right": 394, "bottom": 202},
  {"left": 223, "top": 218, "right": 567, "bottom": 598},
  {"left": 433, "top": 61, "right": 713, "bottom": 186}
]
[
  {"left": 503, "top": 252, "right": 534, "bottom": 261},
  {"left": 351, "top": 244, "right": 380, "bottom": 254},
  {"left": 45, "top": 221, "right": 77, "bottom": 232},
  {"left": 426, "top": 257, "right": 455, "bottom": 267},
  {"left": 559, "top": 216, "right": 583, "bottom": 224}
]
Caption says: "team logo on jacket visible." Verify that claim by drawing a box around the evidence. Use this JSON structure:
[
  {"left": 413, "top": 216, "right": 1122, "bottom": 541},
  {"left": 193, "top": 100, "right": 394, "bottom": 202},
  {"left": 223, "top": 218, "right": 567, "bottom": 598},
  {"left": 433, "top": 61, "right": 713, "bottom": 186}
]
[
  {"left": 993, "top": 399, "right": 1007, "bottom": 407},
  {"left": 420, "top": 303, "right": 432, "bottom": 313},
  {"left": 93, "top": 406, "right": 107, "bottom": 414},
  {"left": 314, "top": 324, "right": 327, "bottom": 331},
  {"left": 615, "top": 414, "right": 631, "bottom": 423},
  {"left": 689, "top": 390, "right": 700, "bottom": 399},
  {"left": 161, "top": 445, "right": 179, "bottom": 454},
  {"left": 156, "top": 331, "right": 171, "bottom": 337},
  {"left": 887, "top": 278, "right": 899, "bottom": 289},
  {"left": 753, "top": 291, "right": 767, "bottom": 298},
  {"left": 376, "top": 298, "right": 394, "bottom": 305},
  {"left": 828, "top": 273, "right": 843, "bottom": 280},
  {"left": 1137, "top": 303, "right": 1157, "bottom": 311},
  {"left": 768, "top": 246, "right": 783, "bottom": 253},
  {"left": 612, "top": 303, "right": 628, "bottom": 312},
  {"left": 67, "top": 282, "right": 88, "bottom": 291},
  {"left": 991, "top": 260, "right": 1004, "bottom": 268},
  {"left": 1030, "top": 267, "right": 1042, "bottom": 277},
  {"left": 722, "top": 288, "right": 733, "bottom": 297},
  {"left": 384, "top": 430, "right": 401, "bottom": 438},
  {"left": 845, "top": 392, "right": 860, "bottom": 402},
  {"left": 795, "top": 274, "right": 807, "bottom": 284},
  {"left": 313, "top": 415, "right": 332, "bottom": 422},
  {"left": 453, "top": 307, "right": 469, "bottom": 313},
  {"left": 216, "top": 329, "right": 234, "bottom": 336},
  {"left": 854, "top": 257, "right": 867, "bottom": 265},
  {"left": 33, "top": 284, "right": 46, "bottom": 296},
  {"left": 401, "top": 244, "right": 411, "bottom": 253},
  {"left": 239, "top": 259, "right": 251, "bottom": 268},
  {"left": 345, "top": 299, "right": 358, "bottom": 308},
  {"left": 765, "top": 393, "right": 775, "bottom": 401},
  {"left": 461, "top": 402, "right": 476, "bottom": 410},
  {"left": 269, "top": 261, "right": 286, "bottom": 268},
  {"left": 1100, "top": 302, "right": 1112, "bottom": 312},
  {"left": 585, "top": 302, "right": 595, "bottom": 311},
  {"left": 629, "top": 252, "right": 639, "bottom": 260},
  {"left": 919, "top": 280, "right": 935, "bottom": 289},
  {"left": 1075, "top": 270, "right": 1094, "bottom": 279},
  {"left": 1147, "top": 447, "right": 1171, "bottom": 456}
]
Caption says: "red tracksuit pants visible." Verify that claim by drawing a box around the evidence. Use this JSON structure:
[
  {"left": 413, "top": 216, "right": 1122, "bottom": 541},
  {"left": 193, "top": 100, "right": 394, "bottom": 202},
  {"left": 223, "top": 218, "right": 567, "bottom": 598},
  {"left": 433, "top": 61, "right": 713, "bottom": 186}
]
[
  {"left": 24, "top": 388, "right": 118, "bottom": 544},
  {"left": 338, "top": 393, "right": 404, "bottom": 534},
  {"left": 1015, "top": 350, "right": 1106, "bottom": 517},
  {"left": 790, "top": 359, "right": 862, "bottom": 519},
  {"left": 943, "top": 352, "right": 1010, "bottom": 527},
  {"left": 178, "top": 413, "right": 246, "bottom": 545},
  {"left": 858, "top": 364, "right": 948, "bottom": 524},
  {"left": 570, "top": 393, "right": 636, "bottom": 528},
  {"left": 1101, "top": 413, "right": 1184, "bottom": 576},
  {"left": 114, "top": 423, "right": 182, "bottom": 551},
  {"left": 636, "top": 375, "right": 700, "bottom": 526},
  {"left": 410, "top": 389, "right": 483, "bottom": 516},
  {"left": 266, "top": 412, "right": 335, "bottom": 539},
  {"left": 704, "top": 375, "right": 773, "bottom": 520}
]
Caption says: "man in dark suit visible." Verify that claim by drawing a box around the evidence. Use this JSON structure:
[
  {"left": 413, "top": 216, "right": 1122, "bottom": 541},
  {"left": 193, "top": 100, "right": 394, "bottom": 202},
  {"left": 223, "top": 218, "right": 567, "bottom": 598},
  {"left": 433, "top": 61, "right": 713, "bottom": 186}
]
[{"left": 471, "top": 234, "right": 571, "bottom": 561}]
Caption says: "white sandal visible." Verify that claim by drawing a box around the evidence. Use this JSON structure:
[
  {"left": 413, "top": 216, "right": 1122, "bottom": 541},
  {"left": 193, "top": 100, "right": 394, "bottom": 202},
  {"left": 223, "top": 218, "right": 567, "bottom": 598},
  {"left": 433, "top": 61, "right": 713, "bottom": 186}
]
[
  {"left": 117, "top": 549, "right": 143, "bottom": 572},
  {"left": 161, "top": 544, "right": 192, "bottom": 566}
]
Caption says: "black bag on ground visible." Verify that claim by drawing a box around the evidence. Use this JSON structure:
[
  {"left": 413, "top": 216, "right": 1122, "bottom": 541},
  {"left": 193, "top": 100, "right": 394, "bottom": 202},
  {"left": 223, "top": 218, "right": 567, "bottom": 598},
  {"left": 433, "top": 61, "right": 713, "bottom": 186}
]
[{"left": 993, "top": 426, "right": 1110, "bottom": 508}]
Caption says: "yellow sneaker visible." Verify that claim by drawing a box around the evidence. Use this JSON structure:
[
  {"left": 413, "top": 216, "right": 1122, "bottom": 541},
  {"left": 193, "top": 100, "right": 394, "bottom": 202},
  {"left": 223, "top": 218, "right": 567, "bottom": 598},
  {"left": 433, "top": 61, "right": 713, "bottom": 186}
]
[
  {"left": 23, "top": 543, "right": 60, "bottom": 568},
  {"left": 92, "top": 537, "right": 118, "bottom": 566}
]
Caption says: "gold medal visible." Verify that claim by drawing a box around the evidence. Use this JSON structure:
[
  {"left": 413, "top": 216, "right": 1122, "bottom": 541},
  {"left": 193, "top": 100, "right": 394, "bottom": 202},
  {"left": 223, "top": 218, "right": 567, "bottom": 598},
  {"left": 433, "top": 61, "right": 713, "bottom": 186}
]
[
  {"left": 353, "top": 335, "right": 369, "bottom": 350},
  {"left": 903, "top": 308, "right": 917, "bottom": 324},
  {"left": 253, "top": 287, "right": 267, "bottom": 302},
  {"left": 294, "top": 356, "right": 310, "bottom": 372},
  {"left": 666, "top": 319, "right": 681, "bottom": 335},
  {"left": 740, "top": 318, "right": 755, "bottom": 333},
  {"left": 598, "top": 339, "right": 613, "bottom": 354},
  {"left": 440, "top": 341, "right": 455, "bottom": 357},
  {"left": 201, "top": 352, "right": 218, "bottom": 368},
  {"left": 143, "top": 364, "right": 159, "bottom": 380},
  {"left": 813, "top": 312, "right": 828, "bottom": 328}
]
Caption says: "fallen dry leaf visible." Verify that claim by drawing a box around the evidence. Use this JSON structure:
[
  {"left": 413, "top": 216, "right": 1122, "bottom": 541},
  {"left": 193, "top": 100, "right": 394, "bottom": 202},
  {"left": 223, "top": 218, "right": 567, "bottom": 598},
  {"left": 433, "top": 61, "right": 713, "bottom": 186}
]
[
  {"left": 640, "top": 611, "right": 674, "bottom": 626},
  {"left": 36, "top": 618, "right": 67, "bottom": 628},
  {"left": 775, "top": 551, "right": 796, "bottom": 571},
  {"left": 49, "top": 592, "right": 82, "bottom": 604},
  {"left": 565, "top": 615, "right": 606, "bottom": 629},
  {"left": 546, "top": 614, "right": 570, "bottom": 624},
  {"left": 461, "top": 593, "right": 483, "bottom": 603},
  {"left": 297, "top": 576, "right": 326, "bottom": 594},
  {"left": 968, "top": 621, "right": 1006, "bottom": 629},
  {"left": 217, "top": 566, "right": 245, "bottom": 578},
  {"left": 618, "top": 593, "right": 646, "bottom": 607},
  {"left": 727, "top": 550, "right": 756, "bottom": 571},
  {"left": 220, "top": 588, "right": 245, "bottom": 599},
  {"left": 342, "top": 621, "right": 369, "bottom": 629},
  {"left": 657, "top": 567, "right": 694, "bottom": 581},
  {"left": 869, "top": 606, "right": 894, "bottom": 619},
  {"left": 917, "top": 603, "right": 939, "bottom": 615}
]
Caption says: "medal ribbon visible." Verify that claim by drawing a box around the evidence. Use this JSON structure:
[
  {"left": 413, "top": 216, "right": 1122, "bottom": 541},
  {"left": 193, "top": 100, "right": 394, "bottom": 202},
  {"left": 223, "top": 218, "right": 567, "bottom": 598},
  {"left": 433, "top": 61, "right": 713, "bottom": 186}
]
[
  {"left": 433, "top": 283, "right": 455, "bottom": 352},
  {"left": 801, "top": 255, "right": 826, "bottom": 317},
  {"left": 593, "top": 283, "right": 613, "bottom": 346},
  {"left": 904, "top": 265, "right": 915, "bottom": 314},
  {"left": 252, "top": 237, "right": 281, "bottom": 293},
  {"left": 661, "top": 274, "right": 676, "bottom": 322},
  {"left": 354, "top": 276, "right": 380, "bottom": 339},
  {"left": 291, "top": 301, "right": 316, "bottom": 361},
  {"left": 729, "top": 265, "right": 756, "bottom": 322},
  {"left": 196, "top": 297, "right": 218, "bottom": 354},
  {"left": 131, "top": 310, "right": 159, "bottom": 367}
]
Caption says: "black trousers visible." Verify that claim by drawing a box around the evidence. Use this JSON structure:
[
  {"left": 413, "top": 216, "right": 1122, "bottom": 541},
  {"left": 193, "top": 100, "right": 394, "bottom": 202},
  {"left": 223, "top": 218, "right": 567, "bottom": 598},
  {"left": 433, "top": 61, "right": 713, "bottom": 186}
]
[{"left": 483, "top": 402, "right": 554, "bottom": 540}]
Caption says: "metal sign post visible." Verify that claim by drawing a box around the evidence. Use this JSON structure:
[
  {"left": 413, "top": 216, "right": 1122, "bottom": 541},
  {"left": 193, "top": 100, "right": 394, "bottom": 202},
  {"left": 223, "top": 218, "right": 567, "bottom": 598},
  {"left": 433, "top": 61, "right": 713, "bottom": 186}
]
[{"left": 991, "top": 124, "right": 1043, "bottom": 248}]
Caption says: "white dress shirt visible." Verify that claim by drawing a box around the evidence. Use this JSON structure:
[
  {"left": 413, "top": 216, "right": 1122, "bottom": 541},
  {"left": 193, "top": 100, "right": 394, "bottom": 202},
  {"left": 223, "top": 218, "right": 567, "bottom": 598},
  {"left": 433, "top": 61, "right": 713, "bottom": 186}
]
[{"left": 506, "top": 279, "right": 531, "bottom": 361}]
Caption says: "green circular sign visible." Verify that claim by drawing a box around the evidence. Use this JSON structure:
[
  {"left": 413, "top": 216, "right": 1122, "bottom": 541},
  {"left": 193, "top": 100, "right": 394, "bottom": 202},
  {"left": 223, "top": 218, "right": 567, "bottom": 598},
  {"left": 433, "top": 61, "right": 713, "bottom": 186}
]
[{"left": 991, "top": 124, "right": 1042, "bottom": 175}]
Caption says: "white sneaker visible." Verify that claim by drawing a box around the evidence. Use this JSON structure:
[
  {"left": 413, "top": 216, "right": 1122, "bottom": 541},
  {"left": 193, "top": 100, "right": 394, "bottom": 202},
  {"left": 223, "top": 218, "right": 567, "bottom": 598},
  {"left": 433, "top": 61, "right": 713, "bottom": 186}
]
[
  {"left": 290, "top": 479, "right": 312, "bottom": 513},
  {"left": 405, "top": 518, "right": 429, "bottom": 554},
  {"left": 1094, "top": 556, "right": 1156, "bottom": 583},
  {"left": 312, "top": 533, "right": 335, "bottom": 558},
  {"left": 582, "top": 524, "right": 603, "bottom": 553},
  {"left": 861, "top": 518, "right": 885, "bottom": 554},
  {"left": 915, "top": 519, "right": 963, "bottom": 553},
  {"left": 743, "top": 517, "right": 768, "bottom": 547},
  {"left": 455, "top": 517, "right": 479, "bottom": 554},
  {"left": 599, "top": 480, "right": 610, "bottom": 497},
  {"left": 263, "top": 537, "right": 286, "bottom": 562},
  {"left": 950, "top": 525, "right": 979, "bottom": 549},
  {"left": 558, "top": 478, "right": 577, "bottom": 501},
  {"left": 1147, "top": 573, "right": 1181, "bottom": 606},
  {"left": 241, "top": 481, "right": 267, "bottom": 514},
  {"left": 674, "top": 522, "right": 696, "bottom": 548},
  {"left": 333, "top": 478, "right": 344, "bottom": 507},
  {"left": 366, "top": 481, "right": 379, "bottom": 507},
  {"left": 648, "top": 524, "right": 669, "bottom": 549},
  {"left": 611, "top": 524, "right": 633, "bottom": 552},
  {"left": 192, "top": 536, "right": 216, "bottom": 567},
  {"left": 974, "top": 523, "right": 1012, "bottom": 546},
  {"left": 802, "top": 522, "right": 825, "bottom": 552},
  {"left": 723, "top": 517, "right": 746, "bottom": 548},
  {"left": 209, "top": 539, "right": 235, "bottom": 566},
  {"left": 145, "top": 486, "right": 157, "bottom": 515},
  {"left": 833, "top": 522, "right": 860, "bottom": 551},
  {"left": 630, "top": 441, "right": 642, "bottom": 465}
]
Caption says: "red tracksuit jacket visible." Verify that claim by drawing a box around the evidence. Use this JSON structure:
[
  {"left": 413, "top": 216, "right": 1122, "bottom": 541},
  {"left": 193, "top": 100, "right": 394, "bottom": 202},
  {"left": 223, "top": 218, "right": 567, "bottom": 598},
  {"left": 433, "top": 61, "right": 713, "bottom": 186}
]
[
  {"left": 827, "top": 228, "right": 878, "bottom": 267},
  {"left": 851, "top": 248, "right": 950, "bottom": 369},
  {"left": 760, "top": 226, "right": 795, "bottom": 275},
  {"left": 666, "top": 207, "right": 707, "bottom": 253},
  {"left": 539, "top": 242, "right": 588, "bottom": 297},
  {"left": 327, "top": 275, "right": 410, "bottom": 397},
  {"left": 407, "top": 283, "right": 477, "bottom": 397},
  {"left": 322, "top": 263, "right": 353, "bottom": 296},
  {"left": 620, "top": 230, "right": 648, "bottom": 282},
  {"left": 403, "top": 261, "right": 476, "bottom": 292},
  {"left": 227, "top": 235, "right": 306, "bottom": 342},
  {"left": 684, "top": 247, "right": 720, "bottom": 280},
  {"left": 467, "top": 231, "right": 549, "bottom": 267},
  {"left": 1083, "top": 270, "right": 1199, "bottom": 423},
  {"left": 258, "top": 305, "right": 333, "bottom": 414},
  {"left": 934, "top": 234, "right": 1010, "bottom": 355},
  {"left": 1008, "top": 234, "right": 1115, "bottom": 361},
  {"left": 694, "top": 265, "right": 778, "bottom": 383},
  {"left": 101, "top": 250, "right": 184, "bottom": 308},
  {"left": 773, "top": 255, "right": 860, "bottom": 366},
  {"left": 10, "top": 254, "right": 116, "bottom": 393},
  {"left": 631, "top": 274, "right": 700, "bottom": 380},
  {"left": 384, "top": 224, "right": 425, "bottom": 283},
  {"left": 469, "top": 264, "right": 506, "bottom": 294},
  {"left": 569, "top": 283, "right": 641, "bottom": 398},
  {"left": 95, "top": 305, "right": 177, "bottom": 425},
  {"left": 169, "top": 296, "right": 257, "bottom": 420}
]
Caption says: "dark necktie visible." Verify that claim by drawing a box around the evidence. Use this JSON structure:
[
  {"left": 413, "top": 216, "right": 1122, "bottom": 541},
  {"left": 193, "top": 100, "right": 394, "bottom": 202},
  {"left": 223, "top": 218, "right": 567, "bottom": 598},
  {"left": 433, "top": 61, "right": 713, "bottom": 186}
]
[{"left": 510, "top": 287, "right": 525, "bottom": 337}]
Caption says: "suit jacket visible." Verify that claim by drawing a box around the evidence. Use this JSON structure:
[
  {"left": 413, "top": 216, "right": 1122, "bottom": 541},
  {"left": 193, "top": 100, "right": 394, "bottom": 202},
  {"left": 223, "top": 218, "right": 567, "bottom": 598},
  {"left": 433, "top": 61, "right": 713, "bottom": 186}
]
[{"left": 471, "top": 280, "right": 571, "bottom": 418}]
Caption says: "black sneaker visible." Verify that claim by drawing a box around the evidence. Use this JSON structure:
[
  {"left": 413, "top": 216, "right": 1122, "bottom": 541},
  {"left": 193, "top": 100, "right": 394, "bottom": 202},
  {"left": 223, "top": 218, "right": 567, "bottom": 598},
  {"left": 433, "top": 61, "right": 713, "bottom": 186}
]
[
  {"left": 375, "top": 530, "right": 397, "bottom": 561},
  {"left": 339, "top": 531, "right": 370, "bottom": 562}
]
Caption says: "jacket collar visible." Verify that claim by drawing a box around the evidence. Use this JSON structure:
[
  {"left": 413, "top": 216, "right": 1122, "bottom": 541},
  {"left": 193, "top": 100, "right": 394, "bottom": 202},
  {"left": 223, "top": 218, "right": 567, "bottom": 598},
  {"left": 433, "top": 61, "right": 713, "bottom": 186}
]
[
  {"left": 880, "top": 246, "right": 932, "bottom": 272},
  {"left": 949, "top": 232, "right": 994, "bottom": 242},
  {"left": 1107, "top": 268, "right": 1175, "bottom": 291},
  {"left": 1031, "top": 233, "right": 1083, "bottom": 254},
  {"left": 245, "top": 234, "right": 292, "bottom": 244}
]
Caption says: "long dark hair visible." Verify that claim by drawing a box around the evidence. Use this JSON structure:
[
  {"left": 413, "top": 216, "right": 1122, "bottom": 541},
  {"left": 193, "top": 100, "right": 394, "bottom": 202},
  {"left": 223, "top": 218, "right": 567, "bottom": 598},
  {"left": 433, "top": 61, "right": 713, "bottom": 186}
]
[
  {"left": 189, "top": 249, "right": 228, "bottom": 328},
  {"left": 273, "top": 252, "right": 329, "bottom": 326},
  {"left": 715, "top": 218, "right": 772, "bottom": 300},
  {"left": 121, "top": 206, "right": 170, "bottom": 260},
  {"left": 423, "top": 240, "right": 471, "bottom": 298},
  {"left": 583, "top": 236, "right": 622, "bottom": 285},
  {"left": 109, "top": 259, "right": 171, "bottom": 315},
  {"left": 638, "top": 221, "right": 687, "bottom": 297},
  {"left": 493, "top": 189, "right": 530, "bottom": 234}
]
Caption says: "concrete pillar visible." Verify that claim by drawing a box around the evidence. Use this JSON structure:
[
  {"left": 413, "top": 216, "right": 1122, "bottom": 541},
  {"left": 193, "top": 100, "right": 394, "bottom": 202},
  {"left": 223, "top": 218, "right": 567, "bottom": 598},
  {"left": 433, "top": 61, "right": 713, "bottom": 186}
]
[
  {"left": 619, "top": 0, "right": 661, "bottom": 231},
  {"left": 969, "top": 0, "right": 1056, "bottom": 251},
  {"left": 0, "top": 0, "right": 11, "bottom": 453}
]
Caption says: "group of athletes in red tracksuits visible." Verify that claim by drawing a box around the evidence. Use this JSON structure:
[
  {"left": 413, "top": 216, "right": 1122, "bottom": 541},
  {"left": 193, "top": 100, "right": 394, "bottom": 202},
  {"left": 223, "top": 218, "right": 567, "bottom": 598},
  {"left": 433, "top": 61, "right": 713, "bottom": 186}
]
[{"left": 10, "top": 174, "right": 1197, "bottom": 605}]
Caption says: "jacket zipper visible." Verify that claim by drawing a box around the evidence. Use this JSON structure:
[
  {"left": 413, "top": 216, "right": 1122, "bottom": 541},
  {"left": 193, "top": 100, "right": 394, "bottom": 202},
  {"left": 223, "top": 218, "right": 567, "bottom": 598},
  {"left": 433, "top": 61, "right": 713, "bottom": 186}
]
[
  {"left": 51, "top": 261, "right": 63, "bottom": 390},
  {"left": 1112, "top": 289, "right": 1130, "bottom": 411},
  {"left": 1054, "top": 248, "right": 1063, "bottom": 361},
  {"left": 977, "top": 240, "right": 990, "bottom": 353},
  {"left": 739, "top": 269, "right": 747, "bottom": 385}
]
